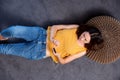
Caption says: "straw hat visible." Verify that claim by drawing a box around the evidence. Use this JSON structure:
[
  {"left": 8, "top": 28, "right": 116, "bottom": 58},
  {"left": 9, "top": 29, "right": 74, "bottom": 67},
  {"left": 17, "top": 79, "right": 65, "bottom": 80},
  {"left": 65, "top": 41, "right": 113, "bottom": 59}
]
[{"left": 86, "top": 16, "right": 120, "bottom": 64}]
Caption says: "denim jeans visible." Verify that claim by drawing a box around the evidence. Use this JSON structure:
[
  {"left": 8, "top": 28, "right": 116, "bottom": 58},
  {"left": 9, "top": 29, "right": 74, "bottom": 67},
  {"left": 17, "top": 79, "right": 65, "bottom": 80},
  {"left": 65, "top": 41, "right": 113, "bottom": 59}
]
[{"left": 0, "top": 25, "right": 47, "bottom": 60}]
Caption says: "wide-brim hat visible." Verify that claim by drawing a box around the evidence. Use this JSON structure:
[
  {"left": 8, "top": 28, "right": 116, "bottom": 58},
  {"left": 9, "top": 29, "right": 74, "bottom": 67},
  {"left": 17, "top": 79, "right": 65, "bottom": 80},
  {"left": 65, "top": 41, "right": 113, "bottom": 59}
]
[{"left": 86, "top": 16, "right": 120, "bottom": 64}]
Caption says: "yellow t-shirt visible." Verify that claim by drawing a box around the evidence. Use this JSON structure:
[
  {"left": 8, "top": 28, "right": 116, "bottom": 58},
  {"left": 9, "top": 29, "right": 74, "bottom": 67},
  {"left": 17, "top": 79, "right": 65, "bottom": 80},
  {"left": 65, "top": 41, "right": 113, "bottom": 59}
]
[{"left": 46, "top": 26, "right": 87, "bottom": 63}]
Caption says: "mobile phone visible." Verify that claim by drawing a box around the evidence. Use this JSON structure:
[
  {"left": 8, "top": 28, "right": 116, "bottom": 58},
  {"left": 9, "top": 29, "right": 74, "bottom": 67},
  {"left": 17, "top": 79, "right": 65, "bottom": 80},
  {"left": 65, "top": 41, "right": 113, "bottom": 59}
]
[{"left": 53, "top": 48, "right": 56, "bottom": 53}]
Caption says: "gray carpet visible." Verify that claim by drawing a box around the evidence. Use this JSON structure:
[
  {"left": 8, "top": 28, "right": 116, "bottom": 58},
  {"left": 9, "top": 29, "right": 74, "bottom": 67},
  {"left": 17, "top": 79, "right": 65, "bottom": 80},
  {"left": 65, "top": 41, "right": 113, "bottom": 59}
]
[{"left": 0, "top": 0, "right": 120, "bottom": 80}]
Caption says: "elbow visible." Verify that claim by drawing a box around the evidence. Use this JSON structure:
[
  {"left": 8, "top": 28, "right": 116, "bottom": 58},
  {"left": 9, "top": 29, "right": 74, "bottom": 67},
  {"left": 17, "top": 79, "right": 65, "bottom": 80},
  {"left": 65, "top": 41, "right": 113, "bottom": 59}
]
[
  {"left": 60, "top": 62, "right": 66, "bottom": 65},
  {"left": 59, "top": 60, "right": 68, "bottom": 65}
]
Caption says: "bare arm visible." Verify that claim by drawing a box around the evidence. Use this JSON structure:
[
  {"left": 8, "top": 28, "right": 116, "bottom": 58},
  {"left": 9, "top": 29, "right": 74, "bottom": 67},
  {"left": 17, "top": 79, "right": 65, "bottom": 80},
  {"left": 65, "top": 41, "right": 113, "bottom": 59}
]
[
  {"left": 51, "top": 24, "right": 79, "bottom": 30},
  {"left": 50, "top": 25, "right": 79, "bottom": 37},
  {"left": 50, "top": 24, "right": 79, "bottom": 45},
  {"left": 53, "top": 50, "right": 86, "bottom": 64}
]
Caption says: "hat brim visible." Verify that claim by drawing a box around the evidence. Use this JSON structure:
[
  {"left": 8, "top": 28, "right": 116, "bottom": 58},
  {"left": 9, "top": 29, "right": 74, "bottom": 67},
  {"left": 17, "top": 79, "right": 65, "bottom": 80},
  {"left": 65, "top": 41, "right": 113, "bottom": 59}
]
[{"left": 86, "top": 16, "right": 120, "bottom": 64}]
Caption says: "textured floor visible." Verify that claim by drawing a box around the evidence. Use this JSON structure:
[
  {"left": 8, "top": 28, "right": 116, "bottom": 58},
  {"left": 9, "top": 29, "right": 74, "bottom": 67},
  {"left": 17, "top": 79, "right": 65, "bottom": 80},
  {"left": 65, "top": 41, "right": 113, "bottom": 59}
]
[{"left": 0, "top": 0, "right": 120, "bottom": 80}]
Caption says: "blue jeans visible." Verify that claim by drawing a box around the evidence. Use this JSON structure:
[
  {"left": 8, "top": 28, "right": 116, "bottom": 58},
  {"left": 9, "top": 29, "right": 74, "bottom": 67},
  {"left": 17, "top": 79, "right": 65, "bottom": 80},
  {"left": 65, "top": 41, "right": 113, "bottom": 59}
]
[{"left": 0, "top": 25, "right": 47, "bottom": 60}]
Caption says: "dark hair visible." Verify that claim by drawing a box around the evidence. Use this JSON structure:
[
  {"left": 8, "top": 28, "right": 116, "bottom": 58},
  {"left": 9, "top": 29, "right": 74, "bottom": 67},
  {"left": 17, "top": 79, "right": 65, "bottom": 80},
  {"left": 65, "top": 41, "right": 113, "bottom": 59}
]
[{"left": 76, "top": 24, "right": 104, "bottom": 51}]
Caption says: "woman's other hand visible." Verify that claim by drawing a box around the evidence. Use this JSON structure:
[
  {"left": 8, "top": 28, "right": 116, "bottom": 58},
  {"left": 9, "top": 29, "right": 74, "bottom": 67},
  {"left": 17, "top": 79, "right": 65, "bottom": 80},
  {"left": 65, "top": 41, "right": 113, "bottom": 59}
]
[{"left": 50, "top": 38, "right": 60, "bottom": 46}]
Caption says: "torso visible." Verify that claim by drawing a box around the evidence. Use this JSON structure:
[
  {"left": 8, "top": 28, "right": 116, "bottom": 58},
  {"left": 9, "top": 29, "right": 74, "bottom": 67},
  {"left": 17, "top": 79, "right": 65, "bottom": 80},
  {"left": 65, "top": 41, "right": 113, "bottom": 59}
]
[
  {"left": 45, "top": 27, "right": 87, "bottom": 63},
  {"left": 45, "top": 36, "right": 86, "bottom": 58}
]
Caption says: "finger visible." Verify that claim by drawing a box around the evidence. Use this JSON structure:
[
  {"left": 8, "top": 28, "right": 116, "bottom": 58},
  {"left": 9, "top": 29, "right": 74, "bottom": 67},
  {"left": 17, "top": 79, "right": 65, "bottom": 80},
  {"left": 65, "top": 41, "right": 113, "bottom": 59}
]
[
  {"left": 55, "top": 41, "right": 60, "bottom": 46},
  {"left": 50, "top": 38, "right": 54, "bottom": 43},
  {"left": 52, "top": 40, "right": 56, "bottom": 45},
  {"left": 53, "top": 40, "right": 60, "bottom": 46}
]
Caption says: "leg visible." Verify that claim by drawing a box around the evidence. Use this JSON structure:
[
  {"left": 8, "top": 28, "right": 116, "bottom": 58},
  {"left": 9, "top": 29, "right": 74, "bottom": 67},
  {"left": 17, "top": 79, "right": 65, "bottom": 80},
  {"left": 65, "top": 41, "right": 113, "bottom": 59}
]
[
  {"left": 0, "top": 25, "right": 46, "bottom": 41},
  {"left": 0, "top": 42, "right": 46, "bottom": 60}
]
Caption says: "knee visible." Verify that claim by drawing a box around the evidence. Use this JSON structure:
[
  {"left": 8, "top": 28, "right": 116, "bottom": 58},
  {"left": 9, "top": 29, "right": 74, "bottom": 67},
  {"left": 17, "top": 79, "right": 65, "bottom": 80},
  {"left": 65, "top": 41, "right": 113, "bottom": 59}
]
[{"left": 1, "top": 26, "right": 16, "bottom": 37}]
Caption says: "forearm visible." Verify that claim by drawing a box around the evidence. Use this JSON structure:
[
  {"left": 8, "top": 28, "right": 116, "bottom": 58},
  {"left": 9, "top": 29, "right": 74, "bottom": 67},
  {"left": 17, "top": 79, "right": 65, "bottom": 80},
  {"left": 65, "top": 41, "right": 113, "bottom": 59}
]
[
  {"left": 56, "top": 51, "right": 86, "bottom": 64},
  {"left": 50, "top": 24, "right": 79, "bottom": 41},
  {"left": 53, "top": 24, "right": 79, "bottom": 30},
  {"left": 56, "top": 55, "right": 66, "bottom": 64}
]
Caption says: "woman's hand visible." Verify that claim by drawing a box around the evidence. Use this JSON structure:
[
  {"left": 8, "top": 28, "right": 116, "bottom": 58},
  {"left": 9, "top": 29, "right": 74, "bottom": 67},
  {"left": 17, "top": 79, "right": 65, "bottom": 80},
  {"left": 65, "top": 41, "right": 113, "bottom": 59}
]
[{"left": 50, "top": 38, "right": 60, "bottom": 46}]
